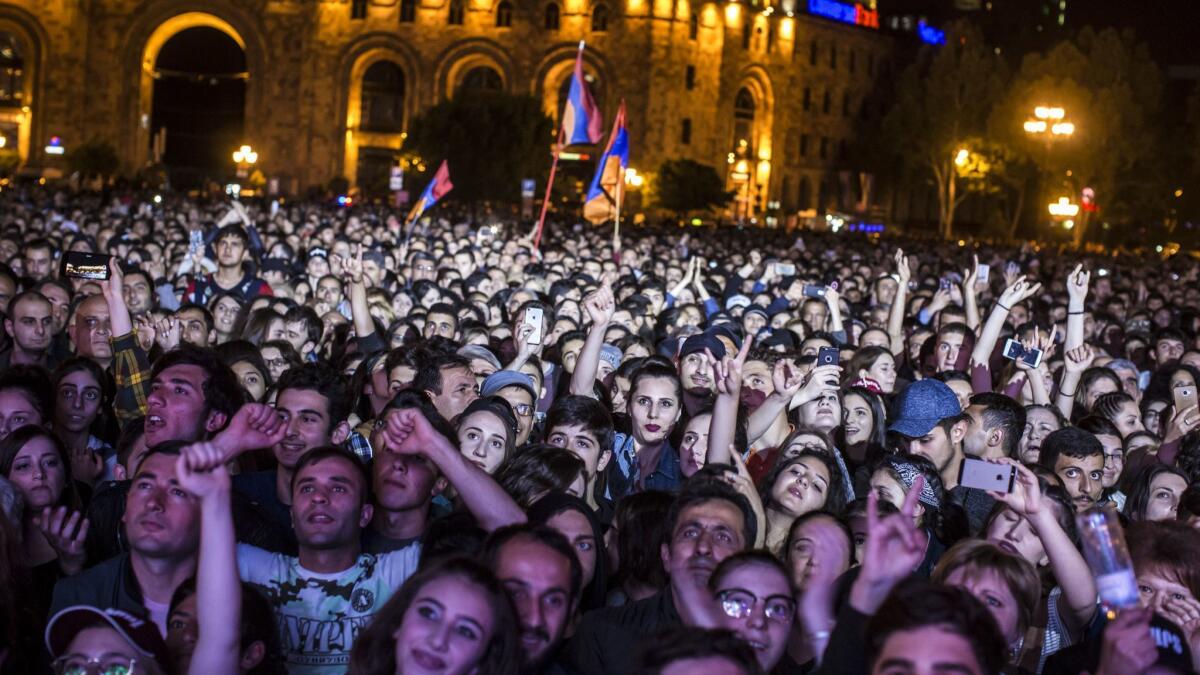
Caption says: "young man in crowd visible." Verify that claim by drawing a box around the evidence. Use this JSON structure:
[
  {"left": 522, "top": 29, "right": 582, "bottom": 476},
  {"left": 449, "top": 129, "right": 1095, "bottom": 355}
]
[
  {"left": 1037, "top": 427, "right": 1105, "bottom": 511},
  {"left": 1, "top": 290, "right": 56, "bottom": 368},
  {"left": 183, "top": 224, "right": 272, "bottom": 305}
]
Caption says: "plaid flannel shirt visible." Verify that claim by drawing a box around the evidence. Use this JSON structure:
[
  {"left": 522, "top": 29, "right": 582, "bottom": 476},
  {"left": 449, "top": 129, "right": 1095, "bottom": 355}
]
[{"left": 110, "top": 332, "right": 151, "bottom": 430}]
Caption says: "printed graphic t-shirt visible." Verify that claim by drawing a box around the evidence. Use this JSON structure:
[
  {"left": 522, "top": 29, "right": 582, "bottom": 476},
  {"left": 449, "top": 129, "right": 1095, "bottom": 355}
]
[{"left": 237, "top": 543, "right": 421, "bottom": 674}]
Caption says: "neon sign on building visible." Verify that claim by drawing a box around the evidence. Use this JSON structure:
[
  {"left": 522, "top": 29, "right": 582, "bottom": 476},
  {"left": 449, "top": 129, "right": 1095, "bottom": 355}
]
[
  {"left": 807, "top": 0, "right": 878, "bottom": 29},
  {"left": 917, "top": 20, "right": 945, "bottom": 44}
]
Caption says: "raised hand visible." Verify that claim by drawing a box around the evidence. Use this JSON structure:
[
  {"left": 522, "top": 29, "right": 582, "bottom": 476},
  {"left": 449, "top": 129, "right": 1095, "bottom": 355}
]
[
  {"left": 1063, "top": 344, "right": 1096, "bottom": 376},
  {"left": 176, "top": 443, "right": 231, "bottom": 499},
  {"left": 67, "top": 445, "right": 105, "bottom": 486},
  {"left": 344, "top": 244, "right": 365, "bottom": 286},
  {"left": 712, "top": 336, "right": 753, "bottom": 398},
  {"left": 1066, "top": 264, "right": 1090, "bottom": 304},
  {"left": 133, "top": 315, "right": 157, "bottom": 352},
  {"left": 986, "top": 459, "right": 1042, "bottom": 517},
  {"left": 894, "top": 249, "right": 911, "bottom": 285},
  {"left": 797, "top": 364, "right": 841, "bottom": 406},
  {"left": 998, "top": 275, "right": 1042, "bottom": 309},
  {"left": 583, "top": 282, "right": 616, "bottom": 328},
  {"left": 852, "top": 476, "right": 927, "bottom": 614},
  {"left": 1093, "top": 607, "right": 1157, "bottom": 675},
  {"left": 34, "top": 506, "right": 89, "bottom": 575},
  {"left": 214, "top": 403, "right": 287, "bottom": 459},
  {"left": 155, "top": 316, "right": 181, "bottom": 352},
  {"left": 771, "top": 359, "right": 804, "bottom": 399},
  {"left": 382, "top": 407, "right": 446, "bottom": 456}
]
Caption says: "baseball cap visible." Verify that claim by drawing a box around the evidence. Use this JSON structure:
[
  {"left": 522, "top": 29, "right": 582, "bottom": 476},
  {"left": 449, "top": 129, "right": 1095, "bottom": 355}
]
[
  {"left": 888, "top": 379, "right": 962, "bottom": 437},
  {"left": 308, "top": 246, "right": 328, "bottom": 259},
  {"left": 725, "top": 294, "right": 752, "bottom": 310},
  {"left": 46, "top": 606, "right": 168, "bottom": 664},
  {"left": 679, "top": 333, "right": 726, "bottom": 361},
  {"left": 480, "top": 370, "right": 537, "bottom": 399},
  {"left": 457, "top": 344, "right": 502, "bottom": 371},
  {"left": 599, "top": 344, "right": 623, "bottom": 371}
]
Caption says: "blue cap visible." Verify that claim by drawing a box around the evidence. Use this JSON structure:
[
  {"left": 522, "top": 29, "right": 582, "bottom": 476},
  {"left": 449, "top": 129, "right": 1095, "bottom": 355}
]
[
  {"left": 599, "top": 344, "right": 623, "bottom": 371},
  {"left": 679, "top": 333, "right": 726, "bottom": 360},
  {"left": 888, "top": 379, "right": 962, "bottom": 437},
  {"left": 480, "top": 370, "right": 537, "bottom": 399}
]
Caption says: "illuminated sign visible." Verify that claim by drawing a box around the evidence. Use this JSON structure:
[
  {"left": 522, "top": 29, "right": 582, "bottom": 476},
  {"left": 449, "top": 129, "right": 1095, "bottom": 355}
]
[
  {"left": 808, "top": 0, "right": 878, "bottom": 29},
  {"left": 917, "top": 20, "right": 945, "bottom": 44},
  {"left": 45, "top": 135, "right": 65, "bottom": 155}
]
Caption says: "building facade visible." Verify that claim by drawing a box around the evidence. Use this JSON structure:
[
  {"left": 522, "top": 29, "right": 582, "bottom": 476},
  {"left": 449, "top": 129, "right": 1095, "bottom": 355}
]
[{"left": 1, "top": 0, "right": 896, "bottom": 217}]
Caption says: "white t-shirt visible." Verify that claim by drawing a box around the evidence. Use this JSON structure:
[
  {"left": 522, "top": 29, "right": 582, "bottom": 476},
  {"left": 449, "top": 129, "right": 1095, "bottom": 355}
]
[{"left": 237, "top": 543, "right": 421, "bottom": 674}]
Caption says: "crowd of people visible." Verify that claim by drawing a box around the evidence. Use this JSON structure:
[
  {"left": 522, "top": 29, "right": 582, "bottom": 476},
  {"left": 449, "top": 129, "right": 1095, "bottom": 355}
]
[{"left": 2, "top": 190, "right": 1200, "bottom": 674}]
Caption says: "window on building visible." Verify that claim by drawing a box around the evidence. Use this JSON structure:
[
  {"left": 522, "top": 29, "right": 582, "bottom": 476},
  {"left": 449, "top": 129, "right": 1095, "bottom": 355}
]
[
  {"left": 822, "top": 90, "right": 831, "bottom": 114},
  {"left": 681, "top": 118, "right": 692, "bottom": 145},
  {"left": 842, "top": 92, "right": 850, "bottom": 117},
  {"left": 400, "top": 0, "right": 417, "bottom": 22},
  {"left": 0, "top": 34, "right": 23, "bottom": 107},
  {"left": 689, "top": 13, "right": 698, "bottom": 40},
  {"left": 685, "top": 65, "right": 695, "bottom": 90},
  {"left": 799, "top": 177, "right": 812, "bottom": 209},
  {"left": 802, "top": 87, "right": 811, "bottom": 111},
  {"left": 732, "top": 87, "right": 755, "bottom": 153},
  {"left": 449, "top": 0, "right": 464, "bottom": 24},
  {"left": 360, "top": 61, "right": 406, "bottom": 133},
  {"left": 545, "top": 3, "right": 560, "bottom": 29},
  {"left": 830, "top": 45, "right": 837, "bottom": 69},
  {"left": 352, "top": 0, "right": 368, "bottom": 19},
  {"left": 799, "top": 134, "right": 808, "bottom": 157},
  {"left": 592, "top": 4, "right": 609, "bottom": 31},
  {"left": 819, "top": 136, "right": 828, "bottom": 159},
  {"left": 767, "top": 23, "right": 775, "bottom": 52},
  {"left": 810, "top": 40, "right": 818, "bottom": 65},
  {"left": 496, "top": 0, "right": 513, "bottom": 27},
  {"left": 742, "top": 20, "right": 751, "bottom": 50},
  {"left": 459, "top": 66, "right": 503, "bottom": 93}
]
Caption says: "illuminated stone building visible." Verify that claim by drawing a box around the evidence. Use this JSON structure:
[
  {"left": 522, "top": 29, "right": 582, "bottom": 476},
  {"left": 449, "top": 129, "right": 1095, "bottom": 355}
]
[{"left": 0, "top": 0, "right": 902, "bottom": 217}]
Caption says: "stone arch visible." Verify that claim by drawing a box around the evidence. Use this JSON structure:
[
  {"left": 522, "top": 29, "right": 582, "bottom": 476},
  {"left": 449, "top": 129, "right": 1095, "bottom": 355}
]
[
  {"left": 336, "top": 35, "right": 423, "bottom": 190},
  {"left": 530, "top": 44, "right": 613, "bottom": 124},
  {"left": 121, "top": 1, "right": 267, "bottom": 173},
  {"left": 0, "top": 5, "right": 48, "bottom": 169},
  {"left": 433, "top": 39, "right": 515, "bottom": 102},
  {"left": 727, "top": 65, "right": 774, "bottom": 219}
]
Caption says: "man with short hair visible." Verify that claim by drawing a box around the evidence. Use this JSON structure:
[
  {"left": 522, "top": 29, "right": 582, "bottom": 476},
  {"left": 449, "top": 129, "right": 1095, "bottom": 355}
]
[
  {"left": 423, "top": 302, "right": 460, "bottom": 340},
  {"left": 1038, "top": 427, "right": 1105, "bottom": 511},
  {"left": 414, "top": 352, "right": 479, "bottom": 420},
  {"left": 183, "top": 224, "right": 272, "bottom": 305},
  {"left": 964, "top": 393, "right": 1026, "bottom": 460},
  {"left": 568, "top": 479, "right": 755, "bottom": 675},
  {"left": 1151, "top": 328, "right": 1186, "bottom": 368},
  {"left": 231, "top": 364, "right": 352, "bottom": 531},
  {"left": 283, "top": 306, "right": 322, "bottom": 362},
  {"left": 174, "top": 304, "right": 215, "bottom": 348},
  {"left": 22, "top": 238, "right": 55, "bottom": 282},
  {"left": 481, "top": 370, "right": 538, "bottom": 445},
  {"left": 122, "top": 268, "right": 157, "bottom": 316},
  {"left": 484, "top": 524, "right": 582, "bottom": 672},
  {"left": 70, "top": 293, "right": 114, "bottom": 369},
  {"left": 890, "top": 379, "right": 992, "bottom": 534},
  {"left": 1, "top": 290, "right": 55, "bottom": 368},
  {"left": 546, "top": 395, "right": 614, "bottom": 513}
]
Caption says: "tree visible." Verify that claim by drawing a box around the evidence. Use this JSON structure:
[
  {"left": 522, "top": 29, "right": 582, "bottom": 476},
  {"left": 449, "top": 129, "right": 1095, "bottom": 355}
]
[
  {"left": 403, "top": 91, "right": 554, "bottom": 204},
  {"left": 992, "top": 27, "right": 1163, "bottom": 246},
  {"left": 879, "top": 21, "right": 1008, "bottom": 239},
  {"left": 654, "top": 159, "right": 732, "bottom": 214},
  {"left": 67, "top": 139, "right": 119, "bottom": 183}
]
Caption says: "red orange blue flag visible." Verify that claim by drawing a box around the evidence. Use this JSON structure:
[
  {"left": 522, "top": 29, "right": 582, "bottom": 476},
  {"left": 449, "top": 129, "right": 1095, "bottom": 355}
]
[
  {"left": 407, "top": 160, "right": 453, "bottom": 224},
  {"left": 561, "top": 42, "right": 603, "bottom": 146},
  {"left": 583, "top": 101, "right": 628, "bottom": 224}
]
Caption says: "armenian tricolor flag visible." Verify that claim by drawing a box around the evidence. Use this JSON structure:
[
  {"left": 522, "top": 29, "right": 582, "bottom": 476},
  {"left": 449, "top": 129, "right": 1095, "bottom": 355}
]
[
  {"left": 407, "top": 160, "right": 453, "bottom": 224},
  {"left": 561, "top": 42, "right": 603, "bottom": 146},
  {"left": 583, "top": 101, "right": 628, "bottom": 224}
]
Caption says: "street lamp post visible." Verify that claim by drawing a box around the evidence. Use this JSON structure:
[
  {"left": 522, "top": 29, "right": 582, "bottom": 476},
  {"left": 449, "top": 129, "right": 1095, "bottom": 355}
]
[
  {"left": 1023, "top": 106, "right": 1076, "bottom": 239},
  {"left": 232, "top": 144, "right": 258, "bottom": 179}
]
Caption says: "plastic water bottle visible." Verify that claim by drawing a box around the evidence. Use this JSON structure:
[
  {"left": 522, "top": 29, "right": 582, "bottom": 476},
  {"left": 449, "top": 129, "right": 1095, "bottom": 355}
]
[{"left": 1076, "top": 505, "right": 1139, "bottom": 617}]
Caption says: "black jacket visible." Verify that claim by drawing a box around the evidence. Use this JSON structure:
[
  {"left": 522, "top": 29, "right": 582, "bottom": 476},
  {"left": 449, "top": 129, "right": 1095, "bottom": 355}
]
[{"left": 566, "top": 590, "right": 681, "bottom": 675}]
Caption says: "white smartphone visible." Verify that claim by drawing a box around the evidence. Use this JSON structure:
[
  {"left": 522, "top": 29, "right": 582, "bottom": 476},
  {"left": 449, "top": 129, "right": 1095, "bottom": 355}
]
[
  {"left": 976, "top": 263, "right": 990, "bottom": 283},
  {"left": 523, "top": 307, "right": 544, "bottom": 346},
  {"left": 958, "top": 457, "right": 1016, "bottom": 493},
  {"left": 1002, "top": 338, "right": 1043, "bottom": 368}
]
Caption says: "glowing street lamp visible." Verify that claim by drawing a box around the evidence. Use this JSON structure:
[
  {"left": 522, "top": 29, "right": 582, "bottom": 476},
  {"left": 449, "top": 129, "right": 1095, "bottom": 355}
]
[
  {"left": 954, "top": 148, "right": 970, "bottom": 167},
  {"left": 1025, "top": 106, "right": 1073, "bottom": 139},
  {"left": 624, "top": 167, "right": 645, "bottom": 188},
  {"left": 232, "top": 144, "right": 258, "bottom": 178},
  {"left": 1048, "top": 197, "right": 1080, "bottom": 218}
]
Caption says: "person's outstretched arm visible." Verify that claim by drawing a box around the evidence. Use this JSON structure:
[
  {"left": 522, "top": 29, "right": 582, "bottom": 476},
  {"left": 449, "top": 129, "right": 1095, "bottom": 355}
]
[
  {"left": 570, "top": 283, "right": 615, "bottom": 397},
  {"left": 1064, "top": 264, "right": 1090, "bottom": 353},
  {"left": 176, "top": 443, "right": 241, "bottom": 675},
  {"left": 707, "top": 337, "right": 752, "bottom": 466},
  {"left": 381, "top": 408, "right": 525, "bottom": 531},
  {"left": 970, "top": 276, "right": 1042, "bottom": 369},
  {"left": 1056, "top": 344, "right": 1095, "bottom": 420},
  {"left": 887, "top": 249, "right": 910, "bottom": 356}
]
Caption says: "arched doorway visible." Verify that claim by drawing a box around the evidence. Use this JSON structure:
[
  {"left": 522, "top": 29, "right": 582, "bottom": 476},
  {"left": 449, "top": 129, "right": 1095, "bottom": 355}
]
[
  {"left": 458, "top": 66, "right": 504, "bottom": 94},
  {"left": 355, "top": 60, "right": 406, "bottom": 198},
  {"left": 0, "top": 32, "right": 29, "bottom": 171},
  {"left": 147, "top": 22, "right": 246, "bottom": 188}
]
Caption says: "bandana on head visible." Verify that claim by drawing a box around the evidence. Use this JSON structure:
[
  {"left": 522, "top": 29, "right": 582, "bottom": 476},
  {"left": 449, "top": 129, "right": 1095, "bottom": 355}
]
[{"left": 882, "top": 455, "right": 940, "bottom": 510}]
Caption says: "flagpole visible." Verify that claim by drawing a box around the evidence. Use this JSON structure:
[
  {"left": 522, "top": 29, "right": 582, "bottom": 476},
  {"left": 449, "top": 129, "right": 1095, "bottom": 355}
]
[
  {"left": 532, "top": 126, "right": 563, "bottom": 251},
  {"left": 612, "top": 167, "right": 624, "bottom": 251}
]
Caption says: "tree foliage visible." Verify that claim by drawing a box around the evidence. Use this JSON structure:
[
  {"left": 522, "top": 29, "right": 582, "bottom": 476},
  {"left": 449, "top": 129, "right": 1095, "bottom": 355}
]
[
  {"left": 653, "top": 159, "right": 732, "bottom": 214},
  {"left": 880, "top": 20, "right": 1008, "bottom": 239},
  {"left": 403, "top": 92, "right": 554, "bottom": 204},
  {"left": 67, "top": 139, "right": 120, "bottom": 182}
]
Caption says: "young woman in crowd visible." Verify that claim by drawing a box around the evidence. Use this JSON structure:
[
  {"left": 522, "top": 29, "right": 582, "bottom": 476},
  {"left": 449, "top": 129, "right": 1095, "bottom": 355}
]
[{"left": 51, "top": 357, "right": 114, "bottom": 485}]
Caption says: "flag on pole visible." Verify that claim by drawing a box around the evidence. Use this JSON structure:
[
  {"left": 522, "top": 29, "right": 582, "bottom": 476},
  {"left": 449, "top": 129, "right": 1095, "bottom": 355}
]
[
  {"left": 583, "top": 101, "right": 628, "bottom": 224},
  {"left": 561, "top": 42, "right": 603, "bottom": 146},
  {"left": 407, "top": 160, "right": 453, "bottom": 223}
]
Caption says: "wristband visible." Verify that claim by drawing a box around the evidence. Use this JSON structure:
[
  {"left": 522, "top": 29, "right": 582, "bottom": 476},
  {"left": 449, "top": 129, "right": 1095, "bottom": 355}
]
[
  {"left": 1059, "top": 389, "right": 1076, "bottom": 397},
  {"left": 1068, "top": 310, "right": 1084, "bottom": 315},
  {"left": 997, "top": 303, "right": 1011, "bottom": 311}
]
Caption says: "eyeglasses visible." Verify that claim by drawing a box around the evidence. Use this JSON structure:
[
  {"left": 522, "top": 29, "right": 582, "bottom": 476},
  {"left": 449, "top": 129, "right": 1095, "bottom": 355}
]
[
  {"left": 53, "top": 655, "right": 138, "bottom": 675},
  {"left": 512, "top": 403, "right": 534, "bottom": 418},
  {"left": 264, "top": 358, "right": 288, "bottom": 369},
  {"left": 716, "top": 589, "right": 796, "bottom": 623}
]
